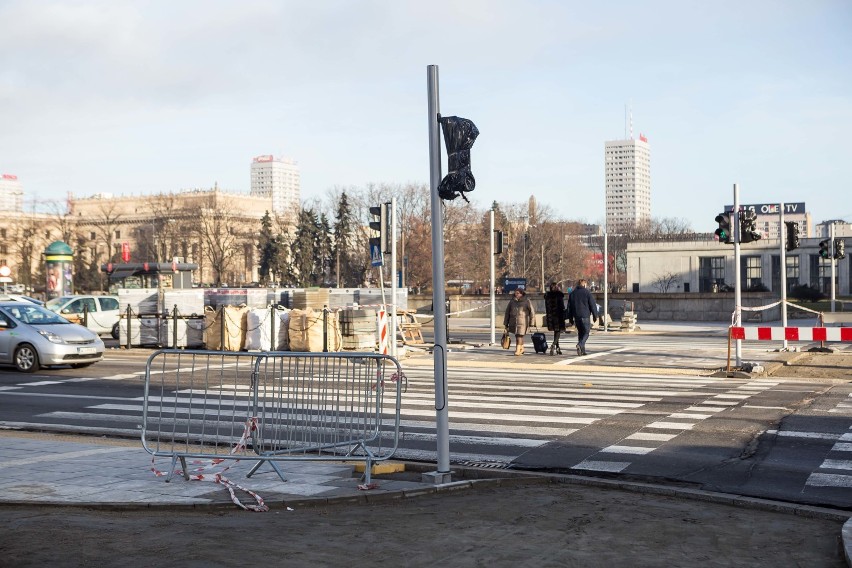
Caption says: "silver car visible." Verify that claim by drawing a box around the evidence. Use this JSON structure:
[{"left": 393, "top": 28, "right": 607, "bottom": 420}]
[{"left": 0, "top": 300, "right": 105, "bottom": 372}]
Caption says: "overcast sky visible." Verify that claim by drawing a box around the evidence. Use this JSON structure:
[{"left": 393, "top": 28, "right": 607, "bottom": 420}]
[{"left": 1, "top": 0, "right": 850, "bottom": 230}]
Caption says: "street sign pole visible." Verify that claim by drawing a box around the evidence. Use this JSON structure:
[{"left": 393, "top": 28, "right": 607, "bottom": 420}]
[
  {"left": 426, "top": 64, "right": 450, "bottom": 484},
  {"left": 490, "top": 208, "right": 496, "bottom": 345},
  {"left": 831, "top": 223, "right": 836, "bottom": 313},
  {"left": 390, "top": 197, "right": 398, "bottom": 357},
  {"left": 780, "top": 203, "right": 788, "bottom": 350},
  {"left": 733, "top": 184, "right": 742, "bottom": 367}
]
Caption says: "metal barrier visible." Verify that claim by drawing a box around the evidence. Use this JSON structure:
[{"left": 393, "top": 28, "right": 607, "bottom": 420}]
[{"left": 142, "top": 350, "right": 403, "bottom": 484}]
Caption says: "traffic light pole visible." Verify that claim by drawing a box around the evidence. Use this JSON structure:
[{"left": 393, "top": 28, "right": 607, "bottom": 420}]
[
  {"left": 426, "top": 64, "right": 450, "bottom": 484},
  {"left": 780, "top": 203, "right": 788, "bottom": 350},
  {"left": 733, "top": 184, "right": 742, "bottom": 367},
  {"left": 490, "top": 208, "right": 496, "bottom": 345},
  {"left": 831, "top": 223, "right": 836, "bottom": 313},
  {"left": 390, "top": 196, "right": 398, "bottom": 358}
]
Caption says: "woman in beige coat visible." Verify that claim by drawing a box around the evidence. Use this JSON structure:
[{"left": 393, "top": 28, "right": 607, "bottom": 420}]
[{"left": 503, "top": 288, "right": 535, "bottom": 355}]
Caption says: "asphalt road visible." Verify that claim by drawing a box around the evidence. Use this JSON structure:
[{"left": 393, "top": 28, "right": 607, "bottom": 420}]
[{"left": 1, "top": 341, "right": 850, "bottom": 509}]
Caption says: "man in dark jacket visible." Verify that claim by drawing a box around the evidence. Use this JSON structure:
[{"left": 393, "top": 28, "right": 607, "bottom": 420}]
[{"left": 567, "top": 279, "right": 599, "bottom": 356}]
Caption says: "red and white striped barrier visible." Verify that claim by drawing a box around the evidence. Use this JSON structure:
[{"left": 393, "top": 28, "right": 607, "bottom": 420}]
[
  {"left": 377, "top": 309, "right": 389, "bottom": 355},
  {"left": 730, "top": 326, "right": 852, "bottom": 342}
]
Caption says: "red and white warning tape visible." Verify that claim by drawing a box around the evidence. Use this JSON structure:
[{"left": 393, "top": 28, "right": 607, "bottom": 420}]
[
  {"left": 150, "top": 417, "right": 269, "bottom": 512},
  {"left": 730, "top": 326, "right": 852, "bottom": 342}
]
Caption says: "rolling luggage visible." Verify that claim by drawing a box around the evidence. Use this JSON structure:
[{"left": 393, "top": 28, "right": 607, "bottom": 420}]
[{"left": 531, "top": 332, "right": 548, "bottom": 354}]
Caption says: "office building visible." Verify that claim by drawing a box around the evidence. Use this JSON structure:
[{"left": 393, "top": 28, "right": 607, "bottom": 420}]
[
  {"left": 605, "top": 135, "right": 651, "bottom": 230},
  {"left": 0, "top": 173, "right": 24, "bottom": 212},
  {"left": 250, "top": 155, "right": 300, "bottom": 217}
]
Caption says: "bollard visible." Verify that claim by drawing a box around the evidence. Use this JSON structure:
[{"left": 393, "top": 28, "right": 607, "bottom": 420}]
[
  {"left": 323, "top": 305, "right": 328, "bottom": 353},
  {"left": 125, "top": 305, "right": 132, "bottom": 349},
  {"left": 270, "top": 303, "right": 276, "bottom": 352},
  {"left": 173, "top": 305, "right": 178, "bottom": 349},
  {"left": 82, "top": 303, "right": 89, "bottom": 328}
]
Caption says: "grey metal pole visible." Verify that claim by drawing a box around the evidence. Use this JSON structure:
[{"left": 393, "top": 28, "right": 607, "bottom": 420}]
[
  {"left": 603, "top": 231, "right": 608, "bottom": 332},
  {"left": 390, "top": 196, "right": 398, "bottom": 357},
  {"left": 427, "top": 64, "right": 450, "bottom": 482},
  {"left": 733, "top": 184, "right": 742, "bottom": 367},
  {"left": 780, "top": 203, "right": 788, "bottom": 350},
  {"left": 831, "top": 223, "right": 836, "bottom": 313},
  {"left": 490, "top": 208, "right": 496, "bottom": 345}
]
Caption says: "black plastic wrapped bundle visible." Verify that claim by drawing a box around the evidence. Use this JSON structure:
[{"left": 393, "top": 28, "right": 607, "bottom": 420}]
[{"left": 437, "top": 115, "right": 479, "bottom": 202}]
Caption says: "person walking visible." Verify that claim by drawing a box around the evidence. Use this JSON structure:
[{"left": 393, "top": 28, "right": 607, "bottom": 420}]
[
  {"left": 543, "top": 282, "right": 565, "bottom": 355},
  {"left": 503, "top": 288, "right": 535, "bottom": 356},
  {"left": 567, "top": 278, "right": 599, "bottom": 356}
]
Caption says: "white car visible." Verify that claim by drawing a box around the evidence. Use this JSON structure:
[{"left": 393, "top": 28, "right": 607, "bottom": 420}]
[
  {"left": 45, "top": 295, "right": 121, "bottom": 338},
  {"left": 0, "top": 300, "right": 104, "bottom": 372}
]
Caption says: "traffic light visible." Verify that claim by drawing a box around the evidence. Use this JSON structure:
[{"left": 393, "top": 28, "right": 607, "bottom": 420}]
[
  {"left": 714, "top": 213, "right": 732, "bottom": 244},
  {"left": 494, "top": 230, "right": 504, "bottom": 254},
  {"left": 784, "top": 221, "right": 800, "bottom": 252},
  {"left": 739, "top": 209, "right": 761, "bottom": 244},
  {"left": 819, "top": 240, "right": 830, "bottom": 259},
  {"left": 369, "top": 203, "right": 388, "bottom": 253},
  {"left": 835, "top": 239, "right": 846, "bottom": 260}
]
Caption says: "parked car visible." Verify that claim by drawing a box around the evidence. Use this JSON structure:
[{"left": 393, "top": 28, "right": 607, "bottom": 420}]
[
  {"left": 45, "top": 295, "right": 120, "bottom": 338},
  {"left": 0, "top": 294, "right": 44, "bottom": 306},
  {"left": 0, "top": 300, "right": 105, "bottom": 372}
]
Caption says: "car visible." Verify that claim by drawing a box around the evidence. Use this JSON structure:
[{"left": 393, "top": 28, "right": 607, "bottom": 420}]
[
  {"left": 0, "top": 293, "right": 45, "bottom": 306},
  {"left": 45, "top": 295, "right": 120, "bottom": 338},
  {"left": 0, "top": 300, "right": 105, "bottom": 372}
]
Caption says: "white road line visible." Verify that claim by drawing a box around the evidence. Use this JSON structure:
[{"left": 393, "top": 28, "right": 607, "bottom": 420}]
[
  {"left": 555, "top": 348, "right": 628, "bottom": 365},
  {"left": 687, "top": 406, "right": 728, "bottom": 412},
  {"left": 806, "top": 473, "right": 852, "bottom": 488},
  {"left": 599, "top": 445, "right": 655, "bottom": 455},
  {"left": 832, "top": 443, "right": 852, "bottom": 452},
  {"left": 646, "top": 421, "right": 695, "bottom": 430},
  {"left": 0, "top": 386, "right": 22, "bottom": 391},
  {"left": 819, "top": 459, "right": 852, "bottom": 470},
  {"left": 713, "top": 394, "right": 751, "bottom": 400},
  {"left": 669, "top": 412, "right": 713, "bottom": 420},
  {"left": 768, "top": 430, "right": 842, "bottom": 441},
  {"left": 626, "top": 432, "right": 677, "bottom": 442},
  {"left": 572, "top": 460, "right": 630, "bottom": 473}
]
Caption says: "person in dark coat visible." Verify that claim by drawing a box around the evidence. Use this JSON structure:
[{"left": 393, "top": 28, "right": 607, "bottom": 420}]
[
  {"left": 503, "top": 288, "right": 535, "bottom": 356},
  {"left": 543, "top": 282, "right": 565, "bottom": 355},
  {"left": 567, "top": 278, "right": 599, "bottom": 356}
]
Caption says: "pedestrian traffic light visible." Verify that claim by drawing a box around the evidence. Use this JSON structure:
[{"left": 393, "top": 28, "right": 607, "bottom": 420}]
[
  {"left": 494, "top": 230, "right": 504, "bottom": 254},
  {"left": 714, "top": 212, "right": 732, "bottom": 244},
  {"left": 784, "top": 221, "right": 800, "bottom": 252},
  {"left": 369, "top": 203, "right": 388, "bottom": 254},
  {"left": 835, "top": 239, "right": 846, "bottom": 260},
  {"left": 819, "top": 239, "right": 830, "bottom": 259},
  {"left": 739, "top": 209, "right": 761, "bottom": 244}
]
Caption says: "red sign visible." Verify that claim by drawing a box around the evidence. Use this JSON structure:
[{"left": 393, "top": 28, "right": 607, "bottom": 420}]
[
  {"left": 121, "top": 242, "right": 130, "bottom": 262},
  {"left": 2, "top": 174, "right": 17, "bottom": 180},
  {"left": 253, "top": 155, "right": 274, "bottom": 162},
  {"left": 639, "top": 133, "right": 648, "bottom": 143}
]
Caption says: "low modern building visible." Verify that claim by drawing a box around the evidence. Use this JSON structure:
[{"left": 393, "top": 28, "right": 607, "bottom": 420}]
[{"left": 627, "top": 235, "right": 850, "bottom": 296}]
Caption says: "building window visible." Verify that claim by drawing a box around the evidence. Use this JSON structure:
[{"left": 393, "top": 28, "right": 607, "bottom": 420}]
[
  {"left": 809, "top": 255, "right": 835, "bottom": 294},
  {"left": 740, "top": 256, "right": 763, "bottom": 291},
  {"left": 0, "top": 229, "right": 5, "bottom": 239},
  {"left": 90, "top": 232, "right": 96, "bottom": 240},
  {"left": 786, "top": 255, "right": 800, "bottom": 290},
  {"left": 115, "top": 230, "right": 121, "bottom": 239},
  {"left": 699, "top": 257, "right": 725, "bottom": 292}
]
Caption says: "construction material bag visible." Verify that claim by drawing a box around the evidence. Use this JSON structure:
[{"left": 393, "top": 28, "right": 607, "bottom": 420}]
[{"left": 288, "top": 308, "right": 341, "bottom": 352}]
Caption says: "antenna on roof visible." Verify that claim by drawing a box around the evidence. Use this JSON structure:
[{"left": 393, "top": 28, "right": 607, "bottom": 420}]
[{"left": 629, "top": 100, "right": 634, "bottom": 140}]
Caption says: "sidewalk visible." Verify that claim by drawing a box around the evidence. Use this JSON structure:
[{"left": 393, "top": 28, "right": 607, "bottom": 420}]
[{"left": 1, "top": 430, "right": 850, "bottom": 567}]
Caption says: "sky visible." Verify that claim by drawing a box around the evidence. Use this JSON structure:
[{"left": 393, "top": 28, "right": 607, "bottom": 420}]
[{"left": 1, "top": 0, "right": 851, "bottom": 231}]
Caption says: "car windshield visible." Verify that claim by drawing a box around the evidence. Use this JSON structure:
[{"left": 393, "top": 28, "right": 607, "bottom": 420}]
[
  {"left": 4, "top": 304, "right": 69, "bottom": 325},
  {"left": 45, "top": 297, "right": 74, "bottom": 310}
]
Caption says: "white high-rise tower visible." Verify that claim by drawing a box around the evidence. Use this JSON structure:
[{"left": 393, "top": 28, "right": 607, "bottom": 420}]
[
  {"left": 250, "top": 155, "right": 300, "bottom": 216},
  {"left": 604, "top": 134, "right": 651, "bottom": 230},
  {"left": 0, "top": 173, "right": 24, "bottom": 212}
]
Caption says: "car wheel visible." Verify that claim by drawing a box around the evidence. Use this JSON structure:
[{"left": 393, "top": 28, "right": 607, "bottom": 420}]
[
  {"left": 14, "top": 344, "right": 40, "bottom": 373},
  {"left": 111, "top": 322, "right": 120, "bottom": 340}
]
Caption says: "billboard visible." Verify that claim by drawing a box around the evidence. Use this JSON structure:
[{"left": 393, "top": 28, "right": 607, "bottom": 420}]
[{"left": 724, "top": 202, "right": 806, "bottom": 215}]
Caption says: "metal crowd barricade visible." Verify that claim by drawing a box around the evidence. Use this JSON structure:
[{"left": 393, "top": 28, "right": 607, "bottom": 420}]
[{"left": 142, "top": 350, "right": 403, "bottom": 484}]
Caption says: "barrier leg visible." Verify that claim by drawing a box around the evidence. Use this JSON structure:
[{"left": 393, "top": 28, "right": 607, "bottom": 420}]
[{"left": 726, "top": 327, "right": 733, "bottom": 375}]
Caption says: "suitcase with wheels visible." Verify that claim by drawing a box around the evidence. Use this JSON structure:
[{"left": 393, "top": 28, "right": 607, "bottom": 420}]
[{"left": 531, "top": 332, "right": 548, "bottom": 354}]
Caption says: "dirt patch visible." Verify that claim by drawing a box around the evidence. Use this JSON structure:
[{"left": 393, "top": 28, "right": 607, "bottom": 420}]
[
  {"left": 0, "top": 483, "right": 847, "bottom": 568},
  {"left": 769, "top": 352, "right": 852, "bottom": 380}
]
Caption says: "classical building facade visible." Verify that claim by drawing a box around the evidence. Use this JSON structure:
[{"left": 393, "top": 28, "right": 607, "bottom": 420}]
[
  {"left": 0, "top": 185, "right": 288, "bottom": 293},
  {"left": 605, "top": 135, "right": 651, "bottom": 230}
]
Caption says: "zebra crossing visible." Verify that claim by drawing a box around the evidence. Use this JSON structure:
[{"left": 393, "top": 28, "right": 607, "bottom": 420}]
[{"left": 10, "top": 366, "right": 852, "bottom": 501}]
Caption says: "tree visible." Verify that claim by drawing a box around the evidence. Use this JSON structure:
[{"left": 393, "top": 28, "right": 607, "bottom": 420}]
[
  {"left": 331, "top": 191, "right": 362, "bottom": 287},
  {"left": 195, "top": 198, "right": 244, "bottom": 286},
  {"left": 652, "top": 271, "right": 680, "bottom": 293},
  {"left": 257, "top": 211, "right": 282, "bottom": 286}
]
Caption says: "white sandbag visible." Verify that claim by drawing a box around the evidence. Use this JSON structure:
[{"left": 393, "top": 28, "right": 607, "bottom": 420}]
[{"left": 243, "top": 308, "right": 274, "bottom": 351}]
